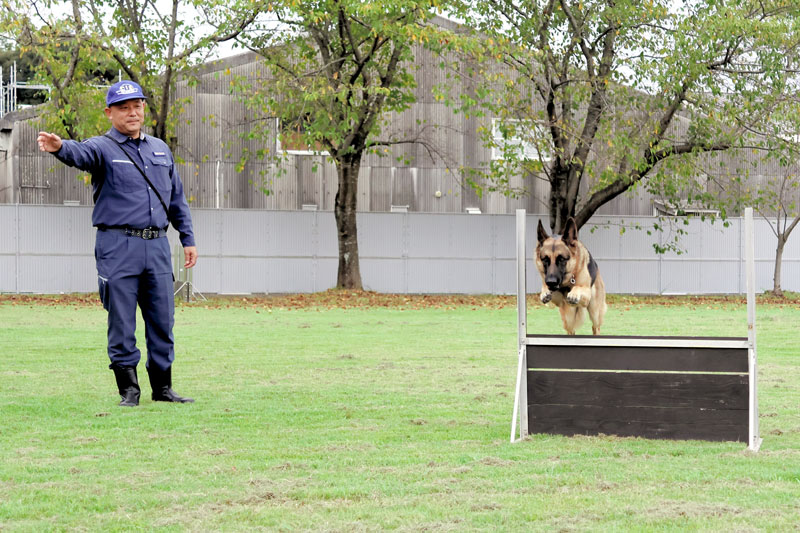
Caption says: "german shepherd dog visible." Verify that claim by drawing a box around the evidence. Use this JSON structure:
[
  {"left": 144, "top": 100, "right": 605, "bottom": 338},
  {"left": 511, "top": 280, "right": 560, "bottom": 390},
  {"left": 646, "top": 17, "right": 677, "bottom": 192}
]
[{"left": 536, "top": 218, "right": 607, "bottom": 335}]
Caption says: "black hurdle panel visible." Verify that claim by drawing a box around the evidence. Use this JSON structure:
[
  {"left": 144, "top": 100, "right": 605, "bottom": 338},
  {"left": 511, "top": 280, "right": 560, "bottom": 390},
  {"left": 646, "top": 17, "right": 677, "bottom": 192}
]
[{"left": 526, "top": 339, "right": 750, "bottom": 442}]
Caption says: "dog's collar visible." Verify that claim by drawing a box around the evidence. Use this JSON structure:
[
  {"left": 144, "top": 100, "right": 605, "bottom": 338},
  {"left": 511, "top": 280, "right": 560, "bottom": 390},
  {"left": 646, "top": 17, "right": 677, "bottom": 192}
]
[{"left": 561, "top": 253, "right": 598, "bottom": 291}]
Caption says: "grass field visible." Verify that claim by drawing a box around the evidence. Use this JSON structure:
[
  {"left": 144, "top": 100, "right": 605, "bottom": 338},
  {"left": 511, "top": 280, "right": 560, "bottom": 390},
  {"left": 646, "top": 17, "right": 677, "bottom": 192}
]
[{"left": 1, "top": 292, "right": 799, "bottom": 532}]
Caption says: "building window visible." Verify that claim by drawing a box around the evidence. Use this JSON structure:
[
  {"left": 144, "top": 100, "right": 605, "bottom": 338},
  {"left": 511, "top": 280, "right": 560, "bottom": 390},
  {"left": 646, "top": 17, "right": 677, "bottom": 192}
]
[
  {"left": 491, "top": 118, "right": 551, "bottom": 162},
  {"left": 276, "top": 116, "right": 329, "bottom": 155},
  {"left": 652, "top": 200, "right": 719, "bottom": 217}
]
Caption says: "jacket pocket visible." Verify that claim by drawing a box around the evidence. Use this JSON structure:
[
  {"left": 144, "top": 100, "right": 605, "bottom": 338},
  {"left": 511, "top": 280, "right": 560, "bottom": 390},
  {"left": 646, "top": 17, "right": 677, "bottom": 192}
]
[
  {"left": 147, "top": 157, "right": 172, "bottom": 194},
  {"left": 111, "top": 159, "right": 147, "bottom": 192}
]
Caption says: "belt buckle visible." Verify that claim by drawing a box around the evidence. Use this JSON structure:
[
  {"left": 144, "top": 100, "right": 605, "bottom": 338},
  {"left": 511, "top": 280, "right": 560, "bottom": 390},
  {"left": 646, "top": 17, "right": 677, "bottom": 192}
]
[{"left": 142, "top": 228, "right": 155, "bottom": 240}]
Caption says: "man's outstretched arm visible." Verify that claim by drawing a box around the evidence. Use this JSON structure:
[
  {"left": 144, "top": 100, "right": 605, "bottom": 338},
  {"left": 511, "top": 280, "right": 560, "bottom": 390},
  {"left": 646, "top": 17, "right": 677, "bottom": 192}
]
[{"left": 37, "top": 131, "right": 101, "bottom": 172}]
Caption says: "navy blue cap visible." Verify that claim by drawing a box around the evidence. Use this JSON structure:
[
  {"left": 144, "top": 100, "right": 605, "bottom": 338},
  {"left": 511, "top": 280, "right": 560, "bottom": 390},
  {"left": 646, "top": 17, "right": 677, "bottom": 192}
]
[{"left": 106, "top": 80, "right": 147, "bottom": 106}]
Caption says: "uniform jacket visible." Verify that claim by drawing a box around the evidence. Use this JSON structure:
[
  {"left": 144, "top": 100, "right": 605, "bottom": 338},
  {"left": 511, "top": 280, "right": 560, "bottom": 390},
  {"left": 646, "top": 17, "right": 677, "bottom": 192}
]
[{"left": 55, "top": 128, "right": 195, "bottom": 247}]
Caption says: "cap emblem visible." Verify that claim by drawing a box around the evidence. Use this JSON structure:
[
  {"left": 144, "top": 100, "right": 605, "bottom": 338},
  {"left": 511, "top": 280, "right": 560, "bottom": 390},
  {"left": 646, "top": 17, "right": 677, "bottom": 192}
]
[{"left": 116, "top": 83, "right": 138, "bottom": 95}]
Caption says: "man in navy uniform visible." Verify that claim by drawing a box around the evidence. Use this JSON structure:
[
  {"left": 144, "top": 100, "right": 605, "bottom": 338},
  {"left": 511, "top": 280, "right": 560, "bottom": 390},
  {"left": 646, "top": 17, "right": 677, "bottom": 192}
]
[{"left": 37, "top": 80, "right": 197, "bottom": 406}]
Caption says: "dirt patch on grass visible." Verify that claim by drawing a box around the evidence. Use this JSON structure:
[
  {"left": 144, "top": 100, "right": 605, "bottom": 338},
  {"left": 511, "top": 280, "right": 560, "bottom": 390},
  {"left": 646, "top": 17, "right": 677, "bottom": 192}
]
[
  {"left": 198, "top": 291, "right": 517, "bottom": 310},
  {"left": 636, "top": 500, "right": 746, "bottom": 521},
  {"left": 2, "top": 290, "right": 799, "bottom": 310},
  {"left": 0, "top": 293, "right": 101, "bottom": 307}
]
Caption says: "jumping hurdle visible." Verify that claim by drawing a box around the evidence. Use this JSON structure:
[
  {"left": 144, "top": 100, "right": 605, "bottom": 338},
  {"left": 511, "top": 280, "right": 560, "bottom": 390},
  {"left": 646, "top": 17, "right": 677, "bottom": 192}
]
[{"left": 511, "top": 208, "right": 761, "bottom": 451}]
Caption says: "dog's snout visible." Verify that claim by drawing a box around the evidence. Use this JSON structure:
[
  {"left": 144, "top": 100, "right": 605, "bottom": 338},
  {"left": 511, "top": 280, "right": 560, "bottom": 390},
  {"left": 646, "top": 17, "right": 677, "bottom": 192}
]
[{"left": 545, "top": 275, "right": 560, "bottom": 290}]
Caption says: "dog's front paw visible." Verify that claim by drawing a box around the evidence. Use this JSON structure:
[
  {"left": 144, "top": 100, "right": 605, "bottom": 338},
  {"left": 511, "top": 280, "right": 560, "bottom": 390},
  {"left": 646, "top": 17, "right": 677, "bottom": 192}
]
[
  {"left": 540, "top": 291, "right": 552, "bottom": 304},
  {"left": 566, "top": 292, "right": 581, "bottom": 306}
]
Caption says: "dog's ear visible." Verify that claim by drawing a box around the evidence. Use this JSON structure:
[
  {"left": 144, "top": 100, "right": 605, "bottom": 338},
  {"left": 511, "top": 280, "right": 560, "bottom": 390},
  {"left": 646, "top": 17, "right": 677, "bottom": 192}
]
[
  {"left": 562, "top": 218, "right": 578, "bottom": 246},
  {"left": 537, "top": 220, "right": 549, "bottom": 245}
]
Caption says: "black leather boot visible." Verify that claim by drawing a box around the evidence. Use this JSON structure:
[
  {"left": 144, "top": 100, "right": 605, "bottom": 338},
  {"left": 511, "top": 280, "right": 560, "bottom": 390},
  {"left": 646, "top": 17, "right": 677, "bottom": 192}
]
[
  {"left": 148, "top": 366, "right": 194, "bottom": 403},
  {"left": 112, "top": 366, "right": 140, "bottom": 407}
]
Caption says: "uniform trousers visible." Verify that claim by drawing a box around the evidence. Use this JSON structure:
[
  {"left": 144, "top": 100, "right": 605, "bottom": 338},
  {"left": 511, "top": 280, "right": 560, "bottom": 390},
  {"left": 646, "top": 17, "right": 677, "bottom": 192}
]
[{"left": 95, "top": 229, "right": 175, "bottom": 371}]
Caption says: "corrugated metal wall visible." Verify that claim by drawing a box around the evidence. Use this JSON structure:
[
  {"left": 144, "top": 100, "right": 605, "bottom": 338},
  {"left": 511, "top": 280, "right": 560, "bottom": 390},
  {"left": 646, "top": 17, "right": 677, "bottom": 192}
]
[
  {"left": 1, "top": 205, "right": 797, "bottom": 295},
  {"left": 3, "top": 46, "right": 669, "bottom": 216},
  {"left": 3, "top": 34, "right": 798, "bottom": 219}
]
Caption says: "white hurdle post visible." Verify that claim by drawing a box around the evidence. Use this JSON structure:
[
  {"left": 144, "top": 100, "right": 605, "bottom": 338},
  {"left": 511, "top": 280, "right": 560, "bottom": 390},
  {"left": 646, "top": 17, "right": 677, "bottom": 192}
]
[
  {"left": 744, "top": 207, "right": 762, "bottom": 452},
  {"left": 511, "top": 209, "right": 529, "bottom": 443}
]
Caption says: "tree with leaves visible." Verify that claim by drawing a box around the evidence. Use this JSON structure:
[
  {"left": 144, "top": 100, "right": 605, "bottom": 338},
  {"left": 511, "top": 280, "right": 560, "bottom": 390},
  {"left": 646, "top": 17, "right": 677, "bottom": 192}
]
[
  {"left": 1, "top": 0, "right": 258, "bottom": 144},
  {"left": 712, "top": 148, "right": 800, "bottom": 296},
  {"left": 681, "top": 54, "right": 800, "bottom": 296},
  {"left": 759, "top": 168, "right": 800, "bottom": 296},
  {"left": 1, "top": 0, "right": 110, "bottom": 138},
  {"left": 233, "top": 0, "right": 448, "bottom": 289},
  {"left": 454, "top": 0, "right": 800, "bottom": 234}
]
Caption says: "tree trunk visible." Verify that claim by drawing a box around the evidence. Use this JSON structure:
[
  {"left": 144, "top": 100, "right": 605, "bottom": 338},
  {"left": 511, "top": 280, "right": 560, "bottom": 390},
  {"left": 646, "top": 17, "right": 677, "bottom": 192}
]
[
  {"left": 773, "top": 234, "right": 785, "bottom": 297},
  {"left": 548, "top": 168, "right": 573, "bottom": 234},
  {"left": 334, "top": 154, "right": 363, "bottom": 289}
]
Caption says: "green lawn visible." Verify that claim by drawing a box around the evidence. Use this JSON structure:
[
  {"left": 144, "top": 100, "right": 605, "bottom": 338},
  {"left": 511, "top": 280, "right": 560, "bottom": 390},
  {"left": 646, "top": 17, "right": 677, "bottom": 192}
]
[{"left": 1, "top": 295, "right": 798, "bottom": 532}]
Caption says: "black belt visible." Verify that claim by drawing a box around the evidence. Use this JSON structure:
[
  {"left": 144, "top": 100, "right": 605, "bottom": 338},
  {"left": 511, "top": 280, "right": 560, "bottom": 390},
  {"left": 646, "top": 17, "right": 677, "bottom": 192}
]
[{"left": 100, "top": 226, "right": 167, "bottom": 240}]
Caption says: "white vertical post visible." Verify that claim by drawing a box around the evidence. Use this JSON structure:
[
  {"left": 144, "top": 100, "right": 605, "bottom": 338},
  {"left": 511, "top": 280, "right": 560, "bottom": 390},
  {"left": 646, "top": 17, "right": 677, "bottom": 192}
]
[
  {"left": 510, "top": 345, "right": 525, "bottom": 443},
  {"left": 15, "top": 202, "right": 20, "bottom": 293},
  {"left": 744, "top": 207, "right": 762, "bottom": 452},
  {"left": 511, "top": 209, "right": 528, "bottom": 441},
  {"left": 215, "top": 160, "right": 221, "bottom": 209},
  {"left": 10, "top": 61, "right": 16, "bottom": 114},
  {"left": 516, "top": 209, "right": 527, "bottom": 345}
]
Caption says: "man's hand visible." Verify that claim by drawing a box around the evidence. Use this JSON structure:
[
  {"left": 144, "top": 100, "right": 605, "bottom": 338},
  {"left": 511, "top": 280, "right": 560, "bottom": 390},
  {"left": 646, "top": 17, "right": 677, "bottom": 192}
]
[
  {"left": 184, "top": 246, "right": 198, "bottom": 269},
  {"left": 37, "top": 132, "right": 63, "bottom": 153}
]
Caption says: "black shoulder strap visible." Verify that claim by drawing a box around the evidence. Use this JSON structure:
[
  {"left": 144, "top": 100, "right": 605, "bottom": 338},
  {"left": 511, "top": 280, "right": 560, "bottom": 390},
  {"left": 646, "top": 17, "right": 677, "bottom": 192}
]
[
  {"left": 92, "top": 172, "right": 104, "bottom": 204},
  {"left": 103, "top": 134, "right": 170, "bottom": 217}
]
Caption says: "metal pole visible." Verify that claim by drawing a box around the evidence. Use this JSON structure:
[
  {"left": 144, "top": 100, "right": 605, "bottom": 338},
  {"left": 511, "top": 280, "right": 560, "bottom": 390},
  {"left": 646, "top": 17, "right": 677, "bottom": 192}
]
[
  {"left": 15, "top": 202, "right": 20, "bottom": 293},
  {"left": 215, "top": 160, "right": 221, "bottom": 209},
  {"left": 11, "top": 62, "right": 16, "bottom": 114},
  {"left": 516, "top": 209, "right": 527, "bottom": 344},
  {"left": 511, "top": 209, "right": 529, "bottom": 440},
  {"left": 658, "top": 222, "right": 663, "bottom": 294},
  {"left": 738, "top": 216, "right": 744, "bottom": 294},
  {"left": 510, "top": 345, "right": 525, "bottom": 443},
  {"left": 744, "top": 207, "right": 761, "bottom": 452}
]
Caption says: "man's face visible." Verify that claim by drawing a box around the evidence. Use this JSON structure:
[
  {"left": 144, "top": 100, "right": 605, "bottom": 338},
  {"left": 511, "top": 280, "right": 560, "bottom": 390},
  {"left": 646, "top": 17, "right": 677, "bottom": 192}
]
[{"left": 104, "top": 99, "right": 145, "bottom": 138}]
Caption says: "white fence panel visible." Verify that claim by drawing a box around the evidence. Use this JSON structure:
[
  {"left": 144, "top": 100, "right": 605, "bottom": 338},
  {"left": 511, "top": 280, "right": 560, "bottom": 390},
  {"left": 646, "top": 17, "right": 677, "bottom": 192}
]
[{"left": 0, "top": 205, "right": 797, "bottom": 295}]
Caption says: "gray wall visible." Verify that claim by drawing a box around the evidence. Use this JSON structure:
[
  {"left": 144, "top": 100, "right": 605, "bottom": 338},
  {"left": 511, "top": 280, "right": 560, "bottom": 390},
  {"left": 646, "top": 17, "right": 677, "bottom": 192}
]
[{"left": 1, "top": 205, "right": 797, "bottom": 295}]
